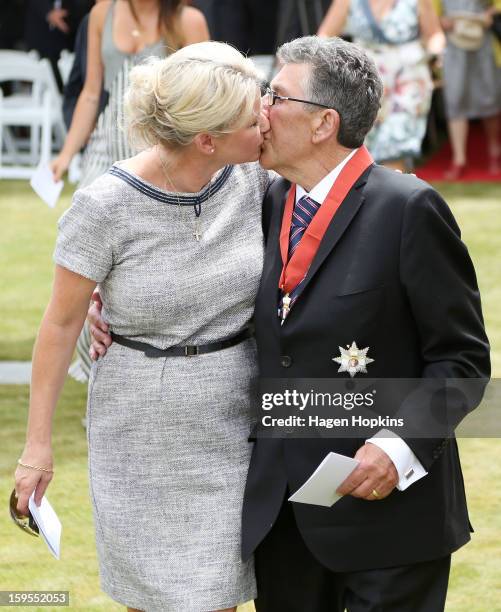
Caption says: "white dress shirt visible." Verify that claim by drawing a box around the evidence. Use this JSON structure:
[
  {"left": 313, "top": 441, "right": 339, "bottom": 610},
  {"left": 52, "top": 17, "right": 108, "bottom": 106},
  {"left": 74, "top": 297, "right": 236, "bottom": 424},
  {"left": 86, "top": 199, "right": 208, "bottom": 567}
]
[{"left": 296, "top": 150, "right": 427, "bottom": 491}]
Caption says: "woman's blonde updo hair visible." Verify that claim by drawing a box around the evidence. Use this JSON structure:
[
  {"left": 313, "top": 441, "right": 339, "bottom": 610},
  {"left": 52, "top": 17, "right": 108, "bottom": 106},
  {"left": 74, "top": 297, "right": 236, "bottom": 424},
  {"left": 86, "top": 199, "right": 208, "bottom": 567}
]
[{"left": 124, "top": 41, "right": 262, "bottom": 149}]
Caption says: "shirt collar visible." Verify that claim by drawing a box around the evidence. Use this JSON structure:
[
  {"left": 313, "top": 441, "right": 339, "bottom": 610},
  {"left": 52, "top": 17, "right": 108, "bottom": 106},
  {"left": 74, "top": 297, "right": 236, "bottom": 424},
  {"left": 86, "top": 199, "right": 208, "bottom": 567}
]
[{"left": 296, "top": 148, "right": 358, "bottom": 205}]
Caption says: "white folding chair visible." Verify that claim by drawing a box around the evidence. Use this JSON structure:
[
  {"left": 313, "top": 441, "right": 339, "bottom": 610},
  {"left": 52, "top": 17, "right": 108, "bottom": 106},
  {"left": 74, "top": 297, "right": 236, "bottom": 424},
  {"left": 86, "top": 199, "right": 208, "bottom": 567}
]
[
  {"left": 0, "top": 51, "right": 66, "bottom": 179},
  {"left": 0, "top": 50, "right": 40, "bottom": 62}
]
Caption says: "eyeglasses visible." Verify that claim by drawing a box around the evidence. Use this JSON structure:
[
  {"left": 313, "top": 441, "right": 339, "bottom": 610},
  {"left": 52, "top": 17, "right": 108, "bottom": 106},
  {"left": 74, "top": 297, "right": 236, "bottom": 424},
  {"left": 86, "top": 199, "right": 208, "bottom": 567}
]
[
  {"left": 265, "top": 87, "right": 331, "bottom": 109},
  {"left": 9, "top": 489, "right": 39, "bottom": 537}
]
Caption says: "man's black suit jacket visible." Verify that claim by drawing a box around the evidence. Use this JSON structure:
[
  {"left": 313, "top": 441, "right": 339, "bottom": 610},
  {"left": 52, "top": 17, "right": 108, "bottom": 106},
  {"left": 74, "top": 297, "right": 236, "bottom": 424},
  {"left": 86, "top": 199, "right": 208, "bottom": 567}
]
[{"left": 242, "top": 163, "right": 490, "bottom": 572}]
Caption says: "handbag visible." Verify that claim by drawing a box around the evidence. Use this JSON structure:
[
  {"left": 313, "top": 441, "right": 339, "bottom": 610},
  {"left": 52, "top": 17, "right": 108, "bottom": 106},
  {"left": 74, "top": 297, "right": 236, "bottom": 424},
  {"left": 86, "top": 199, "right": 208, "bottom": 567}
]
[{"left": 449, "top": 15, "right": 486, "bottom": 51}]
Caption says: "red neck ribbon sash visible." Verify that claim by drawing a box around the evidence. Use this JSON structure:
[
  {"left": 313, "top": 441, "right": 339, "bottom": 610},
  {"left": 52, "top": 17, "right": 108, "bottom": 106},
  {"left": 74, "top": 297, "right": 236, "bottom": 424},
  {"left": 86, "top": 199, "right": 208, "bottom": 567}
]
[{"left": 278, "top": 145, "right": 374, "bottom": 297}]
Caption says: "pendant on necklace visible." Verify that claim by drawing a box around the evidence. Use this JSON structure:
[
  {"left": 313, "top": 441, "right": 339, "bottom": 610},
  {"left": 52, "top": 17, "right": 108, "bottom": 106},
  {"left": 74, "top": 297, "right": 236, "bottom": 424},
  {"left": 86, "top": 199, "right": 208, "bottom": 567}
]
[
  {"left": 193, "top": 219, "right": 202, "bottom": 241},
  {"left": 131, "top": 29, "right": 140, "bottom": 38},
  {"left": 192, "top": 203, "right": 203, "bottom": 241}
]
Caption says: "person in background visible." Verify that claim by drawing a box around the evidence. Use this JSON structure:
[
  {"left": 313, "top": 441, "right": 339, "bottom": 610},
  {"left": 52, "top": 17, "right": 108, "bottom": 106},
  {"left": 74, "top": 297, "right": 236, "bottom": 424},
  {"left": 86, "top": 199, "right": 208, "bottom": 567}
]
[
  {"left": 51, "top": 0, "right": 209, "bottom": 382},
  {"left": 24, "top": 0, "right": 94, "bottom": 90},
  {"left": 62, "top": 1, "right": 109, "bottom": 130},
  {"left": 15, "top": 41, "right": 272, "bottom": 612},
  {"left": 318, "top": 0, "right": 445, "bottom": 171},
  {"left": 0, "top": 0, "right": 26, "bottom": 51},
  {"left": 211, "top": 0, "right": 279, "bottom": 55},
  {"left": 437, "top": 0, "right": 501, "bottom": 178}
]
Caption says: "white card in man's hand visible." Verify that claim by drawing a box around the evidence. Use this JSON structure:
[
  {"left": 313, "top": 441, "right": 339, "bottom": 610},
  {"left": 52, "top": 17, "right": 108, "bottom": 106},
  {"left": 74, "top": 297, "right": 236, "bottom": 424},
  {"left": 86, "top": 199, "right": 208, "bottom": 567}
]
[
  {"left": 288, "top": 451, "right": 359, "bottom": 507},
  {"left": 28, "top": 493, "right": 62, "bottom": 559},
  {"left": 30, "top": 162, "right": 64, "bottom": 208}
]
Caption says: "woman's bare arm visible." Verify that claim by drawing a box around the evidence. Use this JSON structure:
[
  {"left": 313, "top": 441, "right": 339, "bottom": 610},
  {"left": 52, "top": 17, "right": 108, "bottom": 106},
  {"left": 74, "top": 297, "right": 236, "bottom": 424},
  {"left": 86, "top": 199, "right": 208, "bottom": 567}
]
[
  {"left": 15, "top": 266, "right": 97, "bottom": 514},
  {"left": 419, "top": 0, "right": 446, "bottom": 54},
  {"left": 181, "top": 6, "right": 210, "bottom": 44},
  {"left": 317, "top": 0, "right": 351, "bottom": 37}
]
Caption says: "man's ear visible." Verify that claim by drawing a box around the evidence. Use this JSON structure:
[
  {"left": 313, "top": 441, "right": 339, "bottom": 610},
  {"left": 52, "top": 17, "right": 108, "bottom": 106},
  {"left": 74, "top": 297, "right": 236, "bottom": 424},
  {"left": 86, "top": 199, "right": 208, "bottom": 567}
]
[
  {"left": 311, "top": 109, "right": 340, "bottom": 144},
  {"left": 193, "top": 132, "right": 216, "bottom": 155}
]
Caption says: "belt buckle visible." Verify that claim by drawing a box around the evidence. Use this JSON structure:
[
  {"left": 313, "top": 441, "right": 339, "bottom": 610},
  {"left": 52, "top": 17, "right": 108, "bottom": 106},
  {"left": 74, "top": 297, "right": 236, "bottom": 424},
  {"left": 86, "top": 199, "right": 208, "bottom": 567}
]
[{"left": 184, "top": 345, "right": 199, "bottom": 357}]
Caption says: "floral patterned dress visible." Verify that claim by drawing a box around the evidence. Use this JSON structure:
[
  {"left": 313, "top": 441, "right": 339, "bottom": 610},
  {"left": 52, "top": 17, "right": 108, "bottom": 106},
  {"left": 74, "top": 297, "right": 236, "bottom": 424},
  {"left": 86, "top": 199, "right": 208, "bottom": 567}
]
[{"left": 347, "top": 0, "right": 433, "bottom": 163}]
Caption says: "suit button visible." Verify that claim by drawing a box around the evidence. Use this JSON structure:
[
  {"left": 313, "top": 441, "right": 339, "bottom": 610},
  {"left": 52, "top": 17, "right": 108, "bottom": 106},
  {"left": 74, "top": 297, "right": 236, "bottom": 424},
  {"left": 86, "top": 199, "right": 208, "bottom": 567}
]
[{"left": 281, "top": 355, "right": 293, "bottom": 368}]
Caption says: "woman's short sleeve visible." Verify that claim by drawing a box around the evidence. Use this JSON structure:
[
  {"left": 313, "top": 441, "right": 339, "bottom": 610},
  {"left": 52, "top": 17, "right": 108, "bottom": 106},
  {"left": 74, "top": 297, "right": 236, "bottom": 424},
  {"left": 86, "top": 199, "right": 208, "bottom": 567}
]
[{"left": 53, "top": 189, "right": 113, "bottom": 283}]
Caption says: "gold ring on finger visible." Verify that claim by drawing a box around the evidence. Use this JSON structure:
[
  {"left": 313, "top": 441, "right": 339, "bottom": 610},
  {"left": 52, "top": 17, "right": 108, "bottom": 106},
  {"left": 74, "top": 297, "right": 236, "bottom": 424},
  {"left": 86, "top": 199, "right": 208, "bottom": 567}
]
[{"left": 371, "top": 489, "right": 380, "bottom": 499}]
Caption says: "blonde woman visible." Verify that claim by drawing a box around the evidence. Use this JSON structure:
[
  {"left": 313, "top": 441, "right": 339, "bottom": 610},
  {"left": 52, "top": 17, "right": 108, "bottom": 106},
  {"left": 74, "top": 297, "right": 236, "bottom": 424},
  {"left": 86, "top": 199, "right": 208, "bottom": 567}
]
[{"left": 15, "top": 42, "right": 271, "bottom": 612}]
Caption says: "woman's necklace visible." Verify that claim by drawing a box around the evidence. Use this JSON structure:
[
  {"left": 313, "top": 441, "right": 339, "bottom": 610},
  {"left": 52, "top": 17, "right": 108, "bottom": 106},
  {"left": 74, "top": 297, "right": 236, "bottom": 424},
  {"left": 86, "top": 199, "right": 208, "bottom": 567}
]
[{"left": 156, "top": 147, "right": 212, "bottom": 242}]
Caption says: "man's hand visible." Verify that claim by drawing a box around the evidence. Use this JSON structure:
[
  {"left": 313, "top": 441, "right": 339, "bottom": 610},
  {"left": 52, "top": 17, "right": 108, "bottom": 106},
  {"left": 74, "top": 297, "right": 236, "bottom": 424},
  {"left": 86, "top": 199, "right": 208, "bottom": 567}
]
[
  {"left": 337, "top": 443, "right": 398, "bottom": 501},
  {"left": 47, "top": 8, "right": 70, "bottom": 34},
  {"left": 88, "top": 291, "right": 112, "bottom": 360}
]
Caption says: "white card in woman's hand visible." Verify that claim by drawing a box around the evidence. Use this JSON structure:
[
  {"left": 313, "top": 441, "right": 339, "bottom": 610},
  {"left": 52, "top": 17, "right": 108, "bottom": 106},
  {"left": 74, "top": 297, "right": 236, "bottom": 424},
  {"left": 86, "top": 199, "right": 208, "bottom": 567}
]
[
  {"left": 30, "top": 162, "right": 64, "bottom": 209},
  {"left": 28, "top": 493, "right": 62, "bottom": 559}
]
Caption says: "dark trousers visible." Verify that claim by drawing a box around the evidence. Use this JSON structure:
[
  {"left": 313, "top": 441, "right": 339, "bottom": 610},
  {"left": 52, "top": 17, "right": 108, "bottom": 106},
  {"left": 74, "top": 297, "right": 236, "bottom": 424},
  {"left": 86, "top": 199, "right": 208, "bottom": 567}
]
[{"left": 254, "top": 498, "right": 451, "bottom": 612}]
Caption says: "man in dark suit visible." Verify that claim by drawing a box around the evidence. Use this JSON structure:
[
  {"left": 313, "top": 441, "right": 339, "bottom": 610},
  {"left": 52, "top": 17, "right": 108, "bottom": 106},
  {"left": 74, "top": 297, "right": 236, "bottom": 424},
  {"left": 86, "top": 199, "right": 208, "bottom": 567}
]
[
  {"left": 24, "top": 0, "right": 93, "bottom": 89},
  {"left": 209, "top": 0, "right": 279, "bottom": 55},
  {"left": 242, "top": 36, "right": 490, "bottom": 611}
]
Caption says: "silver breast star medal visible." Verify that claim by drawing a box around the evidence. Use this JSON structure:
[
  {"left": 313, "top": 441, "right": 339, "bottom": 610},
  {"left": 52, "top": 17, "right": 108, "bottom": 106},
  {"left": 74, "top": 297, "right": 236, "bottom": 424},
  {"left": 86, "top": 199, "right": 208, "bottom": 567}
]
[{"left": 333, "top": 341, "right": 374, "bottom": 377}]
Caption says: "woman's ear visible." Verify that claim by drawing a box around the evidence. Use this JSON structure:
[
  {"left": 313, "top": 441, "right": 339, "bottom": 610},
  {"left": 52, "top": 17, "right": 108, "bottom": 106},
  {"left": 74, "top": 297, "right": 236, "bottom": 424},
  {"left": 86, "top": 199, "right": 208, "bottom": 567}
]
[
  {"left": 194, "top": 132, "right": 216, "bottom": 155},
  {"left": 311, "top": 109, "right": 340, "bottom": 144}
]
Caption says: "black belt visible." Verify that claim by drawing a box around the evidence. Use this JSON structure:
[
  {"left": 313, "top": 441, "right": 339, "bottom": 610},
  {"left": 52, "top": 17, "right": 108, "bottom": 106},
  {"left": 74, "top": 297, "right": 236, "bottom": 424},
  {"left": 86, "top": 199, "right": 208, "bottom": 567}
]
[{"left": 110, "top": 327, "right": 254, "bottom": 358}]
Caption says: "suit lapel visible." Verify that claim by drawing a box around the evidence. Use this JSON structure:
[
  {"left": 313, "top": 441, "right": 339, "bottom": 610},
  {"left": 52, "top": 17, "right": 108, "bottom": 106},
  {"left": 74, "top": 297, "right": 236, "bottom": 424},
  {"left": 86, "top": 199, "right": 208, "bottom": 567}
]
[
  {"left": 290, "top": 168, "right": 371, "bottom": 306},
  {"left": 260, "top": 179, "right": 291, "bottom": 332}
]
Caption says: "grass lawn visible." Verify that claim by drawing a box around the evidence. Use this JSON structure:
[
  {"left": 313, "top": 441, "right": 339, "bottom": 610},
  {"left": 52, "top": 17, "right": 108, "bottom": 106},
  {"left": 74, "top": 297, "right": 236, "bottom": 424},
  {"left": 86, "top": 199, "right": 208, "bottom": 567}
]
[{"left": 0, "top": 179, "right": 500, "bottom": 611}]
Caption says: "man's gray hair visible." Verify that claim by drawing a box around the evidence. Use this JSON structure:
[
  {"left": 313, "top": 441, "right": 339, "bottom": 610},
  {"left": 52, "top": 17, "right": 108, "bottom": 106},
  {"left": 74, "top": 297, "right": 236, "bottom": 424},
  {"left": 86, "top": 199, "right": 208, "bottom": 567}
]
[{"left": 277, "top": 36, "right": 383, "bottom": 149}]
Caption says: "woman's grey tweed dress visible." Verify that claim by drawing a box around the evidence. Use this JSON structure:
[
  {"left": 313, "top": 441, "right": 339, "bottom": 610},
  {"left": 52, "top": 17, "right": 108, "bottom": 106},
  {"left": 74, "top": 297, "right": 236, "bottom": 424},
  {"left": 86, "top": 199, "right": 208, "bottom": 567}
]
[{"left": 53, "top": 161, "right": 273, "bottom": 611}]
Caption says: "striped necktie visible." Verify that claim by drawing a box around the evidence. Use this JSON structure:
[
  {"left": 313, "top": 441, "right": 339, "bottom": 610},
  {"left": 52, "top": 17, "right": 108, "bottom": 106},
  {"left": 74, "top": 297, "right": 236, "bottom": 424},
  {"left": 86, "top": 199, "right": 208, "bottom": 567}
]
[
  {"left": 288, "top": 195, "right": 321, "bottom": 259},
  {"left": 279, "top": 194, "right": 321, "bottom": 319}
]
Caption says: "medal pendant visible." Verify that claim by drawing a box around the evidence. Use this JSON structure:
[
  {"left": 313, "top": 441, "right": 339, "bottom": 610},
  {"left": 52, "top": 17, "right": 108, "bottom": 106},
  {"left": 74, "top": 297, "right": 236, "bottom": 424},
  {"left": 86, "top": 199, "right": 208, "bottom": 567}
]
[{"left": 280, "top": 294, "right": 291, "bottom": 324}]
